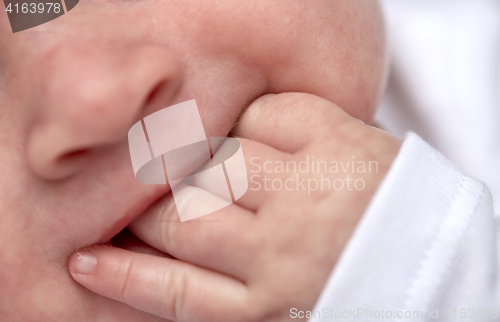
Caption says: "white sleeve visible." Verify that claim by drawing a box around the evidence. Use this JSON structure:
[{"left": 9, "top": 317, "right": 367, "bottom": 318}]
[{"left": 308, "top": 133, "right": 500, "bottom": 322}]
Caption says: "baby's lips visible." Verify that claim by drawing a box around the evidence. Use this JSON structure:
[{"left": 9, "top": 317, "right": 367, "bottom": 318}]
[
  {"left": 128, "top": 99, "right": 208, "bottom": 185},
  {"left": 127, "top": 99, "right": 249, "bottom": 222},
  {"left": 110, "top": 228, "right": 174, "bottom": 259}
]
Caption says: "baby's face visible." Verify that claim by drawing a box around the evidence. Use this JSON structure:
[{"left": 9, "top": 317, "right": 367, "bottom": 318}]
[{"left": 0, "top": 0, "right": 385, "bottom": 320}]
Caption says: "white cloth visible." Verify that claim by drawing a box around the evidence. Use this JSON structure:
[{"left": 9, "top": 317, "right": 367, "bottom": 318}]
[
  {"left": 376, "top": 0, "right": 500, "bottom": 209},
  {"left": 309, "top": 1, "right": 500, "bottom": 321},
  {"left": 309, "top": 133, "right": 499, "bottom": 321}
]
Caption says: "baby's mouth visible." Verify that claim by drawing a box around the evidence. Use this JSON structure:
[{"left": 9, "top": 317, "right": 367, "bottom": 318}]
[
  {"left": 100, "top": 96, "right": 253, "bottom": 256},
  {"left": 111, "top": 227, "right": 173, "bottom": 259}
]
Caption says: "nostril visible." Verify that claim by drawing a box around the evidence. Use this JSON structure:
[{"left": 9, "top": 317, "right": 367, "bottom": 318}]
[
  {"left": 54, "top": 149, "right": 93, "bottom": 178},
  {"left": 144, "top": 81, "right": 166, "bottom": 107},
  {"left": 29, "top": 147, "right": 93, "bottom": 181}
]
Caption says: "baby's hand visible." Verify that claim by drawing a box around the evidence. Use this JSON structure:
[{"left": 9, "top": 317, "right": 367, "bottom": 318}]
[{"left": 68, "top": 93, "right": 401, "bottom": 322}]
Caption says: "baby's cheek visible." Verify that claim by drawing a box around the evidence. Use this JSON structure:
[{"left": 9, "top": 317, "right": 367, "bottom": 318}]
[
  {"left": 0, "top": 155, "right": 165, "bottom": 319},
  {"left": 238, "top": 0, "right": 386, "bottom": 123}
]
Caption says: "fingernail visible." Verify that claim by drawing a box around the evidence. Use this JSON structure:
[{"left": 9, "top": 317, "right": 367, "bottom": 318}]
[{"left": 73, "top": 250, "right": 97, "bottom": 275}]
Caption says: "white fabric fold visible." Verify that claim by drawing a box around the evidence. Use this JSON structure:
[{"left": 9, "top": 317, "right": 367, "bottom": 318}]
[{"left": 309, "top": 133, "right": 499, "bottom": 321}]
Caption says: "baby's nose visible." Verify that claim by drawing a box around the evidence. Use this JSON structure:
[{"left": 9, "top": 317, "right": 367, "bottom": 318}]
[{"left": 26, "top": 41, "right": 180, "bottom": 180}]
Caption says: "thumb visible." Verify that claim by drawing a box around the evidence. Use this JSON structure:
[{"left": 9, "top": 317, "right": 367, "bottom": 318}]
[
  {"left": 68, "top": 245, "right": 249, "bottom": 322},
  {"left": 232, "top": 92, "right": 354, "bottom": 154}
]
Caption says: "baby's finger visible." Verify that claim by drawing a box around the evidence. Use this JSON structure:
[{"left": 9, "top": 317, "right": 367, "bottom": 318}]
[
  {"left": 68, "top": 246, "right": 249, "bottom": 322},
  {"left": 128, "top": 188, "right": 257, "bottom": 280},
  {"left": 233, "top": 92, "right": 353, "bottom": 154},
  {"left": 234, "top": 138, "right": 292, "bottom": 211}
]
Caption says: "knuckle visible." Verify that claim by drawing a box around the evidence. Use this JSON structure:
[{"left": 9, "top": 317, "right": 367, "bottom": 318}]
[
  {"left": 270, "top": 93, "right": 343, "bottom": 129},
  {"left": 175, "top": 267, "right": 189, "bottom": 321},
  {"left": 158, "top": 265, "right": 189, "bottom": 321},
  {"left": 158, "top": 198, "right": 181, "bottom": 252},
  {"left": 118, "top": 257, "right": 135, "bottom": 304}
]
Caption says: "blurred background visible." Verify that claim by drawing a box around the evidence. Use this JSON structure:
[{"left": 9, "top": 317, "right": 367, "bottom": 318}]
[{"left": 376, "top": 0, "right": 500, "bottom": 209}]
